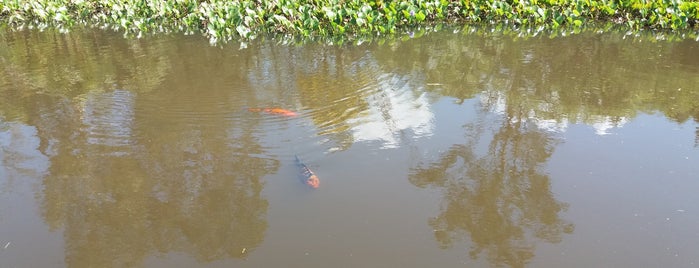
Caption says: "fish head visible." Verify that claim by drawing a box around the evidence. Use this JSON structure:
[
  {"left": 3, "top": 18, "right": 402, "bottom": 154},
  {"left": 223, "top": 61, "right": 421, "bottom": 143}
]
[{"left": 306, "top": 175, "right": 320, "bottom": 189}]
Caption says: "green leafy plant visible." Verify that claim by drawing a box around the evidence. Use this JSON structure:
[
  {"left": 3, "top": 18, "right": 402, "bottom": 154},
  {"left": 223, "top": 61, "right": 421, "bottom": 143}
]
[{"left": 0, "top": 0, "right": 697, "bottom": 42}]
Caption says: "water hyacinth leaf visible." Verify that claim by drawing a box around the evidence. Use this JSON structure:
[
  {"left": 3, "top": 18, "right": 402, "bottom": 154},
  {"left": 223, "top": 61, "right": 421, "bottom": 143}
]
[
  {"left": 244, "top": 15, "right": 252, "bottom": 26},
  {"left": 336, "top": 24, "right": 345, "bottom": 33},
  {"left": 416, "top": 11, "right": 426, "bottom": 21},
  {"left": 323, "top": 7, "right": 336, "bottom": 21},
  {"left": 236, "top": 25, "right": 250, "bottom": 37},
  {"left": 361, "top": 4, "right": 372, "bottom": 14}
]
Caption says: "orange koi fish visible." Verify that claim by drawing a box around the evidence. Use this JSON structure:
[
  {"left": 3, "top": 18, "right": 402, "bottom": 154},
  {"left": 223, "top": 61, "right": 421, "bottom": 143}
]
[
  {"left": 295, "top": 155, "right": 320, "bottom": 189},
  {"left": 247, "top": 107, "right": 298, "bottom": 117}
]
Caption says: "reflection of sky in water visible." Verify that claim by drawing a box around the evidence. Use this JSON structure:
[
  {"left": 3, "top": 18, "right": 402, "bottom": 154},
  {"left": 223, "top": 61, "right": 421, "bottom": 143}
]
[
  {"left": 589, "top": 115, "right": 628, "bottom": 135},
  {"left": 80, "top": 90, "right": 135, "bottom": 155},
  {"left": 348, "top": 74, "right": 434, "bottom": 148},
  {"left": 482, "top": 91, "right": 628, "bottom": 135},
  {"left": 0, "top": 121, "right": 50, "bottom": 181}
]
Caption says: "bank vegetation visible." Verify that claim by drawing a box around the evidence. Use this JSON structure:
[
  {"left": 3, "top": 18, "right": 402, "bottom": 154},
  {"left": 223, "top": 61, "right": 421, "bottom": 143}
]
[{"left": 1, "top": 0, "right": 698, "bottom": 42}]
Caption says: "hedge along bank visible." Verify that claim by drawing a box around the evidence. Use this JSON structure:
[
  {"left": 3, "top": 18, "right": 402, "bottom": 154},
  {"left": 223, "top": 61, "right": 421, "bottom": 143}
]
[{"left": 1, "top": 0, "right": 698, "bottom": 42}]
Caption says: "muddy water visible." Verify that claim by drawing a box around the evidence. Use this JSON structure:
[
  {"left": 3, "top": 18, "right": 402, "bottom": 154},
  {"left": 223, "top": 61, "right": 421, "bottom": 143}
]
[{"left": 0, "top": 28, "right": 698, "bottom": 268}]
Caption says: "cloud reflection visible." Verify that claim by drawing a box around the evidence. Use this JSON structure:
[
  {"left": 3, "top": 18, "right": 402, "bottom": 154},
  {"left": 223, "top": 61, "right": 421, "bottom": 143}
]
[
  {"left": 0, "top": 121, "right": 50, "bottom": 183},
  {"left": 482, "top": 91, "right": 628, "bottom": 135},
  {"left": 348, "top": 74, "right": 434, "bottom": 148}
]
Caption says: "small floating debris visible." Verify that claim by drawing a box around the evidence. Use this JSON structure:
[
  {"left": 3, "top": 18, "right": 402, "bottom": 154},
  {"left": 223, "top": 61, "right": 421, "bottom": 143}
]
[{"left": 3, "top": 242, "right": 9, "bottom": 249}]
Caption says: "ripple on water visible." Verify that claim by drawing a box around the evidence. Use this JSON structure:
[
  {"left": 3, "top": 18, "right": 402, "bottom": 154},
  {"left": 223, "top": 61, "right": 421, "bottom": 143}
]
[
  {"left": 301, "top": 72, "right": 435, "bottom": 151},
  {"left": 78, "top": 89, "right": 136, "bottom": 156}
]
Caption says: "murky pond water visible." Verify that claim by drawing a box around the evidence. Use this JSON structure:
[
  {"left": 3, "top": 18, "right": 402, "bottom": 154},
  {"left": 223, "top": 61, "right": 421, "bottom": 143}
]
[{"left": 1, "top": 27, "right": 698, "bottom": 267}]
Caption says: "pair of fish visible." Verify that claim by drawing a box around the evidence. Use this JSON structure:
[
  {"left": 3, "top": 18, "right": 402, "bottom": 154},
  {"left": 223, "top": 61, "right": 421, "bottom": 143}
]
[
  {"left": 247, "top": 107, "right": 298, "bottom": 117},
  {"left": 248, "top": 108, "right": 319, "bottom": 188},
  {"left": 295, "top": 155, "right": 320, "bottom": 189}
]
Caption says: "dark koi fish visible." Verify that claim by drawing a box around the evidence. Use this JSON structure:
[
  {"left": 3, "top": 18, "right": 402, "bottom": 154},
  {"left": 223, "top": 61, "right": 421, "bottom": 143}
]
[
  {"left": 247, "top": 107, "right": 298, "bottom": 117},
  {"left": 295, "top": 155, "right": 320, "bottom": 189}
]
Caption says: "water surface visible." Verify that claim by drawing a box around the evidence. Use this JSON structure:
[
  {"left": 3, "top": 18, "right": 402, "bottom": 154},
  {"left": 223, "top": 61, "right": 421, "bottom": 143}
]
[{"left": 1, "top": 28, "right": 698, "bottom": 267}]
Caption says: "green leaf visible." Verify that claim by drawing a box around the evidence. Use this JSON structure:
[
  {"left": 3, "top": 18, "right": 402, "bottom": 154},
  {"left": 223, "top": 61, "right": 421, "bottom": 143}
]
[
  {"left": 323, "top": 7, "right": 336, "bottom": 21},
  {"left": 416, "top": 11, "right": 426, "bottom": 21}
]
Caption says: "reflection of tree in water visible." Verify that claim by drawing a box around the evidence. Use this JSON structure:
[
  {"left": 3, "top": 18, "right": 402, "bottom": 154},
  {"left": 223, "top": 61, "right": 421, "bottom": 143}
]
[
  {"left": 141, "top": 128, "right": 272, "bottom": 263},
  {"left": 410, "top": 110, "right": 573, "bottom": 267},
  {"left": 293, "top": 46, "right": 376, "bottom": 151},
  {"left": 38, "top": 91, "right": 273, "bottom": 267},
  {"left": 26, "top": 33, "right": 275, "bottom": 267}
]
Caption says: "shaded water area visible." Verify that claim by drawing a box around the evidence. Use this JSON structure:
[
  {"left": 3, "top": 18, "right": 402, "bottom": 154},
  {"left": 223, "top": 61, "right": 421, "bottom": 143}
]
[{"left": 1, "top": 27, "right": 698, "bottom": 267}]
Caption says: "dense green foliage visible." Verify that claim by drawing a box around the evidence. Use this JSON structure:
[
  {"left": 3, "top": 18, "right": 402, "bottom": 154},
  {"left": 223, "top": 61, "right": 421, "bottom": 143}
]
[{"left": 1, "top": 0, "right": 698, "bottom": 42}]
